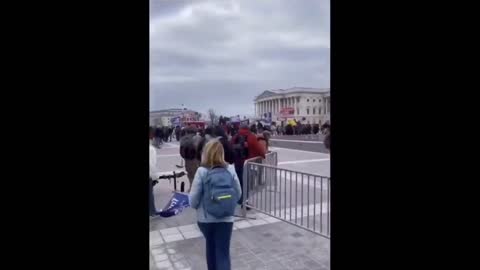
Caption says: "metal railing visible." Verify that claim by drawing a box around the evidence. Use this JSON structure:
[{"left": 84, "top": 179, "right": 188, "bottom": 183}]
[
  {"left": 241, "top": 157, "right": 330, "bottom": 239},
  {"left": 264, "top": 150, "right": 278, "bottom": 167}
]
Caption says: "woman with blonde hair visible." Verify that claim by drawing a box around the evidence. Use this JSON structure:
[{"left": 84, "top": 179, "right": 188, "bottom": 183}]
[{"left": 189, "top": 139, "right": 241, "bottom": 270}]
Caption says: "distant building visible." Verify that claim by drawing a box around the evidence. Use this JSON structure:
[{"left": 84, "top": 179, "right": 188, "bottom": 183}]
[
  {"left": 150, "top": 108, "right": 200, "bottom": 127},
  {"left": 254, "top": 87, "right": 330, "bottom": 125}
]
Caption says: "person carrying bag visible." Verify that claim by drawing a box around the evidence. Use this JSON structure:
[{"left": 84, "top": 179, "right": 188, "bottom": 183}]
[{"left": 189, "top": 139, "right": 241, "bottom": 270}]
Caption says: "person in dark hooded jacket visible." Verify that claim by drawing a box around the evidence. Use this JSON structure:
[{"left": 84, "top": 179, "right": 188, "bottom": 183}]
[
  {"left": 175, "top": 126, "right": 181, "bottom": 141},
  {"left": 231, "top": 124, "right": 266, "bottom": 206},
  {"left": 213, "top": 126, "right": 234, "bottom": 164},
  {"left": 196, "top": 126, "right": 234, "bottom": 165},
  {"left": 168, "top": 127, "right": 173, "bottom": 142},
  {"left": 180, "top": 126, "right": 202, "bottom": 192},
  {"left": 155, "top": 127, "right": 163, "bottom": 147}
]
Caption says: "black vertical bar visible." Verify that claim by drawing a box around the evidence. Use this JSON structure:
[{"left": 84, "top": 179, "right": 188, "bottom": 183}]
[{"left": 173, "top": 171, "right": 177, "bottom": 191}]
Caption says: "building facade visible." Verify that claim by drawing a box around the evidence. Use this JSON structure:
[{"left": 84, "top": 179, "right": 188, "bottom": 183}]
[
  {"left": 254, "top": 87, "right": 330, "bottom": 125},
  {"left": 149, "top": 108, "right": 200, "bottom": 127}
]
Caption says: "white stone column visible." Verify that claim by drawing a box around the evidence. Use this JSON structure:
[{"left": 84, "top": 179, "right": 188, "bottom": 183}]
[
  {"left": 293, "top": 96, "right": 296, "bottom": 112},
  {"left": 293, "top": 97, "right": 296, "bottom": 117}
]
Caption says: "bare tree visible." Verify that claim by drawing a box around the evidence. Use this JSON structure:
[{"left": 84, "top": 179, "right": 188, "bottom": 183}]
[{"left": 208, "top": 108, "right": 218, "bottom": 125}]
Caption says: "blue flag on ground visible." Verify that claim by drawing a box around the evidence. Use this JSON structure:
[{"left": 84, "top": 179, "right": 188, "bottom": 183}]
[{"left": 159, "top": 192, "right": 190, "bottom": 218}]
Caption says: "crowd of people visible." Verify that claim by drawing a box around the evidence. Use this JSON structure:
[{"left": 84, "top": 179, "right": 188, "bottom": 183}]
[
  {"left": 149, "top": 126, "right": 181, "bottom": 148},
  {"left": 150, "top": 121, "right": 270, "bottom": 270},
  {"left": 270, "top": 120, "right": 331, "bottom": 136},
  {"left": 150, "top": 119, "right": 329, "bottom": 270},
  {"left": 178, "top": 123, "right": 269, "bottom": 194}
]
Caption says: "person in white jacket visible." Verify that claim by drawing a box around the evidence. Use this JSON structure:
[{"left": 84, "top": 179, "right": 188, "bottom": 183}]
[{"left": 150, "top": 143, "right": 162, "bottom": 217}]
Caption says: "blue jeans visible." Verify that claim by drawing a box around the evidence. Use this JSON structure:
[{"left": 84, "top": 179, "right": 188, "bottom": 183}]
[
  {"left": 197, "top": 222, "right": 233, "bottom": 270},
  {"left": 235, "top": 165, "right": 249, "bottom": 205}
]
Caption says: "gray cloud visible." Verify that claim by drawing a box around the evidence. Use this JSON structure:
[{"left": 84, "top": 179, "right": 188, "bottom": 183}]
[{"left": 150, "top": 0, "right": 330, "bottom": 117}]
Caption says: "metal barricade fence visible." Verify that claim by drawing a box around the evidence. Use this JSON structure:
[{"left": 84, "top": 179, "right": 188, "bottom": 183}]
[
  {"left": 241, "top": 158, "right": 330, "bottom": 239},
  {"left": 240, "top": 152, "right": 277, "bottom": 215},
  {"left": 264, "top": 151, "right": 278, "bottom": 167}
]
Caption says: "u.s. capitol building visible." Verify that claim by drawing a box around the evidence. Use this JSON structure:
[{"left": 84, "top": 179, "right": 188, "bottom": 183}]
[{"left": 254, "top": 87, "right": 330, "bottom": 125}]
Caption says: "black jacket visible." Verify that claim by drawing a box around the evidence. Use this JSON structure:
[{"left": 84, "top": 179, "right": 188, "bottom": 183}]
[
  {"left": 219, "top": 136, "right": 234, "bottom": 164},
  {"left": 196, "top": 135, "right": 234, "bottom": 164},
  {"left": 180, "top": 134, "right": 202, "bottom": 160}
]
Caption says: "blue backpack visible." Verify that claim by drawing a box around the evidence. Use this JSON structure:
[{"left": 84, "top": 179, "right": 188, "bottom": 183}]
[{"left": 202, "top": 166, "right": 238, "bottom": 218}]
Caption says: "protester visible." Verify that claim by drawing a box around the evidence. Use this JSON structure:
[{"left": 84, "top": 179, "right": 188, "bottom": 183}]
[
  {"left": 231, "top": 123, "right": 266, "bottom": 207},
  {"left": 223, "top": 124, "right": 229, "bottom": 137},
  {"left": 180, "top": 126, "right": 203, "bottom": 192},
  {"left": 175, "top": 126, "right": 181, "bottom": 141},
  {"left": 257, "top": 130, "right": 271, "bottom": 153},
  {"left": 285, "top": 124, "right": 293, "bottom": 135},
  {"left": 168, "top": 126, "right": 173, "bottom": 142},
  {"left": 163, "top": 126, "right": 169, "bottom": 142},
  {"left": 321, "top": 121, "right": 331, "bottom": 135},
  {"left": 250, "top": 124, "right": 257, "bottom": 135},
  {"left": 213, "top": 126, "right": 234, "bottom": 164},
  {"left": 204, "top": 126, "right": 214, "bottom": 141},
  {"left": 196, "top": 127, "right": 214, "bottom": 161},
  {"left": 197, "top": 126, "right": 234, "bottom": 165},
  {"left": 306, "top": 124, "right": 312, "bottom": 134},
  {"left": 155, "top": 127, "right": 163, "bottom": 148},
  {"left": 256, "top": 122, "right": 263, "bottom": 134},
  {"left": 189, "top": 139, "right": 241, "bottom": 270},
  {"left": 180, "top": 127, "right": 187, "bottom": 138}
]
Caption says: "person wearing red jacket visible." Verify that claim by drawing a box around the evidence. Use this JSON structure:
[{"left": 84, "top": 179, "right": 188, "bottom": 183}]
[{"left": 231, "top": 124, "right": 266, "bottom": 207}]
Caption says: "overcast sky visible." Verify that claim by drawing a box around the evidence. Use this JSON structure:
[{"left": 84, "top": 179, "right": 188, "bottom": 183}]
[{"left": 150, "top": 0, "right": 330, "bottom": 117}]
